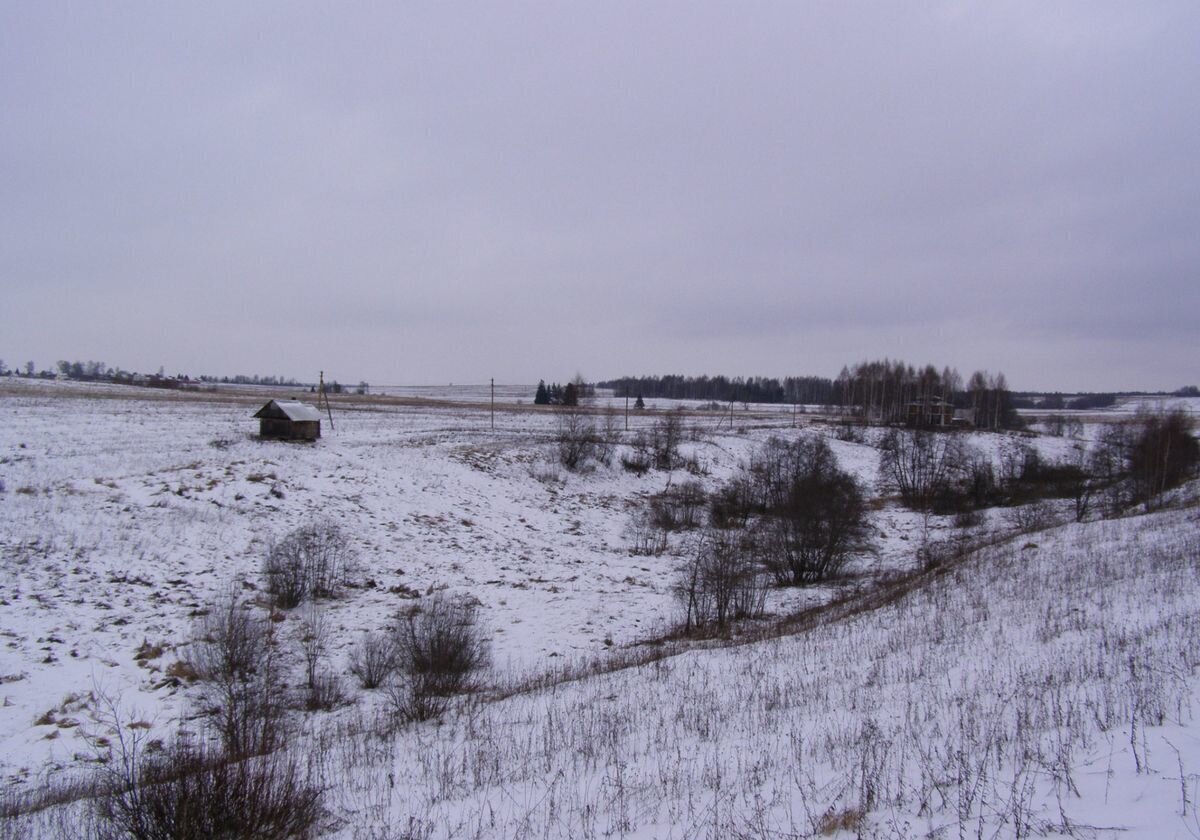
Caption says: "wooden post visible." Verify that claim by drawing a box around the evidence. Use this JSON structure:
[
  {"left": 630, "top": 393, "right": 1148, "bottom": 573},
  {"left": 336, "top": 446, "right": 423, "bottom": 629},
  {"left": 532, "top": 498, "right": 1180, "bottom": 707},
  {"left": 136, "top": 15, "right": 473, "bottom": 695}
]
[
  {"left": 625, "top": 394, "right": 629, "bottom": 431},
  {"left": 319, "top": 370, "right": 335, "bottom": 432}
]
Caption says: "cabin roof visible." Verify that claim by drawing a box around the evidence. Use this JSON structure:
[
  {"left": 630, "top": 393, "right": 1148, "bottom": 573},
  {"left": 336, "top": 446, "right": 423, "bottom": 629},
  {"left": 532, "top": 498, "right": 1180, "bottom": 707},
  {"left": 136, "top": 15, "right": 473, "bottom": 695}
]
[{"left": 253, "top": 400, "right": 323, "bottom": 422}]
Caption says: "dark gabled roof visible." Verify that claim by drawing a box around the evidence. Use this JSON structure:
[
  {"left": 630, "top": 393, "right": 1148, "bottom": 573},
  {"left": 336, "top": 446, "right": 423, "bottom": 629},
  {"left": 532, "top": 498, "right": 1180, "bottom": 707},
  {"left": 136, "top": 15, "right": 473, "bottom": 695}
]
[{"left": 253, "top": 400, "right": 323, "bottom": 422}]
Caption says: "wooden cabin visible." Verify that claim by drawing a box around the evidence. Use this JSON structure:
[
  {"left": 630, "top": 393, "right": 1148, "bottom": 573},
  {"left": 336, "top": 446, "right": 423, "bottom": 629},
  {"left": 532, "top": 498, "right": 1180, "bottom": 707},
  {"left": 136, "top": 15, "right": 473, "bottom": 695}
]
[{"left": 253, "top": 400, "right": 322, "bottom": 441}]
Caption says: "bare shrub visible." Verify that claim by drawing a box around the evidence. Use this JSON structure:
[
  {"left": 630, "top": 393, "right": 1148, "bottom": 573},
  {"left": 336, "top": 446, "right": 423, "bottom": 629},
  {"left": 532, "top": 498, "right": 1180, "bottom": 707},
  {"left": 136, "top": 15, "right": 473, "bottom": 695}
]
[
  {"left": 297, "top": 605, "right": 344, "bottom": 712},
  {"left": 531, "top": 462, "right": 565, "bottom": 485},
  {"left": 620, "top": 433, "right": 652, "bottom": 474},
  {"left": 620, "top": 410, "right": 687, "bottom": 472},
  {"left": 650, "top": 411, "right": 684, "bottom": 470},
  {"left": 624, "top": 510, "right": 668, "bottom": 556},
  {"left": 1050, "top": 451, "right": 1097, "bottom": 522},
  {"left": 555, "top": 407, "right": 596, "bottom": 471},
  {"left": 302, "top": 672, "right": 345, "bottom": 712},
  {"left": 348, "top": 631, "right": 398, "bottom": 690},
  {"left": 596, "top": 408, "right": 622, "bottom": 466},
  {"left": 834, "top": 421, "right": 866, "bottom": 444},
  {"left": 1041, "top": 414, "right": 1067, "bottom": 437},
  {"left": 391, "top": 595, "right": 489, "bottom": 722},
  {"left": 191, "top": 592, "right": 269, "bottom": 688},
  {"left": 92, "top": 734, "right": 322, "bottom": 840},
  {"left": 675, "top": 529, "right": 766, "bottom": 633},
  {"left": 953, "top": 508, "right": 985, "bottom": 530},
  {"left": 649, "top": 480, "right": 707, "bottom": 531},
  {"left": 190, "top": 592, "right": 284, "bottom": 758},
  {"left": 1006, "top": 500, "right": 1059, "bottom": 533},
  {"left": 298, "top": 604, "right": 328, "bottom": 693},
  {"left": 708, "top": 477, "right": 754, "bottom": 530},
  {"left": 962, "top": 451, "right": 1000, "bottom": 510},
  {"left": 878, "top": 429, "right": 966, "bottom": 511},
  {"left": 264, "top": 519, "right": 355, "bottom": 608},
  {"left": 385, "top": 677, "right": 445, "bottom": 725},
  {"left": 1067, "top": 412, "right": 1197, "bottom": 516}
]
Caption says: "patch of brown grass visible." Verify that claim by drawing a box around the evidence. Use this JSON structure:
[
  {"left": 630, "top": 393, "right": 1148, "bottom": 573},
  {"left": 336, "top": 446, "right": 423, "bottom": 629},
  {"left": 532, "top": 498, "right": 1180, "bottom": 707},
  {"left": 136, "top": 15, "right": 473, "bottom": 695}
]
[{"left": 818, "top": 806, "right": 864, "bottom": 834}]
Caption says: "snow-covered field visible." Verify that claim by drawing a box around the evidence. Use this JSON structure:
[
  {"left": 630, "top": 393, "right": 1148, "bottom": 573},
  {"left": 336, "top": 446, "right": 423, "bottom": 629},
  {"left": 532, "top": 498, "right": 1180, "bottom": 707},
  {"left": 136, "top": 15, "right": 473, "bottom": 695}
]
[{"left": 1, "top": 378, "right": 1197, "bottom": 838}]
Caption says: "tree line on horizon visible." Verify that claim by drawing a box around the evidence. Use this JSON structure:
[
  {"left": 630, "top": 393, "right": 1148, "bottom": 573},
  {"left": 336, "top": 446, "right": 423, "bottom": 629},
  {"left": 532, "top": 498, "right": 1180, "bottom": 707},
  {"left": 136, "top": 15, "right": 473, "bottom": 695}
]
[
  {"left": 599, "top": 363, "right": 1196, "bottom": 431},
  {"left": 598, "top": 362, "right": 1019, "bottom": 427},
  {"left": 4, "top": 357, "right": 1193, "bottom": 412},
  {"left": 596, "top": 374, "right": 836, "bottom": 406},
  {"left": 0, "top": 358, "right": 373, "bottom": 394}
]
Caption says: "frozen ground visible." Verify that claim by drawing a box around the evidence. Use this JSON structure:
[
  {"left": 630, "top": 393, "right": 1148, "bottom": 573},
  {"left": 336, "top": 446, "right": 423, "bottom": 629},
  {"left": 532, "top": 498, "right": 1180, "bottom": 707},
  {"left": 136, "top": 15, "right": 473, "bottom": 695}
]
[{"left": 1, "top": 378, "right": 1197, "bottom": 838}]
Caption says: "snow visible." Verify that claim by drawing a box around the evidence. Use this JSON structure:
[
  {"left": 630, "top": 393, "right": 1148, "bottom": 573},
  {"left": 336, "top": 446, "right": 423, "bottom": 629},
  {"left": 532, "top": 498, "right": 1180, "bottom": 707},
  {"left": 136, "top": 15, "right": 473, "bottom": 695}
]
[{"left": 1, "top": 377, "right": 1198, "bottom": 838}]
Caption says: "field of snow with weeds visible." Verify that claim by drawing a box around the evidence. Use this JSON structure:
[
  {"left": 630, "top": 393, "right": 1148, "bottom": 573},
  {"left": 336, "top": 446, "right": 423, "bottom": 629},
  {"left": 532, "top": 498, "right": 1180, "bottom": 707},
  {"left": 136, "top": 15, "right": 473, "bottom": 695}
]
[
  {"left": 300, "top": 502, "right": 1200, "bottom": 839},
  {"left": 1, "top": 378, "right": 1197, "bottom": 838}
]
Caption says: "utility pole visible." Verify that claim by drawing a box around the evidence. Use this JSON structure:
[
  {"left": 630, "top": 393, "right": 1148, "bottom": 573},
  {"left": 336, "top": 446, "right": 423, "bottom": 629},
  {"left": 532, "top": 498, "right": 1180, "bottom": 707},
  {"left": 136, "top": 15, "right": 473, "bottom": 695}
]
[
  {"left": 318, "top": 370, "right": 335, "bottom": 432},
  {"left": 625, "top": 394, "right": 629, "bottom": 431},
  {"left": 490, "top": 378, "right": 495, "bottom": 431}
]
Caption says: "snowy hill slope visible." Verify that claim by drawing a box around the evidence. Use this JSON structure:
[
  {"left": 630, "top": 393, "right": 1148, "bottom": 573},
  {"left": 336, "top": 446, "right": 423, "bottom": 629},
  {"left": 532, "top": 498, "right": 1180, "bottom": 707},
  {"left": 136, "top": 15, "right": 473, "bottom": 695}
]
[
  {"left": 288, "top": 494, "right": 1200, "bottom": 838},
  {"left": 1, "top": 381, "right": 1197, "bottom": 837}
]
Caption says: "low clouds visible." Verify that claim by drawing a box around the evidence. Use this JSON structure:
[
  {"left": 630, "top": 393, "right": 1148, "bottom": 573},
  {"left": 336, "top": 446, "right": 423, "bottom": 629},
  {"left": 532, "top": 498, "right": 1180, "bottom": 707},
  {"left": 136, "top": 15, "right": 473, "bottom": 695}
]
[{"left": 2, "top": 2, "right": 1197, "bottom": 390}]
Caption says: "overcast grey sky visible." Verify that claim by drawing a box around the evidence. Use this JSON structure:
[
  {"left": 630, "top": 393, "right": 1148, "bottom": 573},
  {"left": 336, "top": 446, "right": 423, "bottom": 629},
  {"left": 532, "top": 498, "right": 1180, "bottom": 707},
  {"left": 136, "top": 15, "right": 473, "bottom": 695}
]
[{"left": 2, "top": 2, "right": 1197, "bottom": 391}]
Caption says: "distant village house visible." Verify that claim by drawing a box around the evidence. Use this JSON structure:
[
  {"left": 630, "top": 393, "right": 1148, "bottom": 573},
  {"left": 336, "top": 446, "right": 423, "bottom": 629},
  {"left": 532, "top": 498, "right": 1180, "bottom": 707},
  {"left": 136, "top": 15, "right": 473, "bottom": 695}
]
[{"left": 905, "top": 397, "right": 956, "bottom": 428}]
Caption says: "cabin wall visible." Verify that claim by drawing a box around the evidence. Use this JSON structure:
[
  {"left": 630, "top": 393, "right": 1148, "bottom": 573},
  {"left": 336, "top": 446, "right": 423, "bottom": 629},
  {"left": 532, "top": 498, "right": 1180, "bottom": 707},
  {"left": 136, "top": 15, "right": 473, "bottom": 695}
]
[
  {"left": 259, "top": 419, "right": 321, "bottom": 440},
  {"left": 294, "top": 420, "right": 320, "bottom": 440}
]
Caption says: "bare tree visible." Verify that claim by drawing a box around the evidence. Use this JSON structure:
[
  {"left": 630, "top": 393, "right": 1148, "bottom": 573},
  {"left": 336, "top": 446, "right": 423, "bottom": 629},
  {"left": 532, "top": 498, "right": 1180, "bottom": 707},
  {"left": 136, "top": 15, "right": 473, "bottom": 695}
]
[
  {"left": 1128, "top": 408, "right": 1199, "bottom": 509},
  {"left": 1059, "top": 449, "right": 1098, "bottom": 523},
  {"left": 760, "top": 438, "right": 872, "bottom": 586},
  {"left": 708, "top": 436, "right": 871, "bottom": 587},
  {"left": 1089, "top": 423, "right": 1132, "bottom": 517},
  {"left": 878, "top": 429, "right": 965, "bottom": 511}
]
